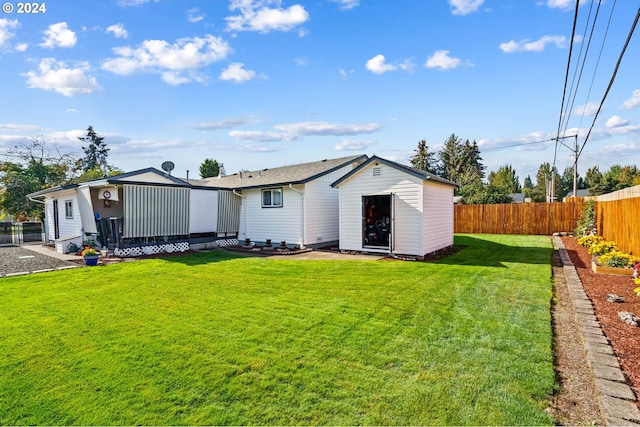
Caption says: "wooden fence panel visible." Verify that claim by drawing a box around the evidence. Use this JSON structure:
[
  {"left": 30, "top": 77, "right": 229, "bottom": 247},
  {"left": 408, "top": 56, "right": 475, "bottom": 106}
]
[
  {"left": 597, "top": 197, "right": 640, "bottom": 255},
  {"left": 454, "top": 201, "right": 584, "bottom": 235}
]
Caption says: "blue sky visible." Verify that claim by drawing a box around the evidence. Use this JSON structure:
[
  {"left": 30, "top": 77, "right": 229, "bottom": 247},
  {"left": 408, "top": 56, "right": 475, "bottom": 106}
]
[{"left": 1, "top": 0, "right": 639, "bottom": 182}]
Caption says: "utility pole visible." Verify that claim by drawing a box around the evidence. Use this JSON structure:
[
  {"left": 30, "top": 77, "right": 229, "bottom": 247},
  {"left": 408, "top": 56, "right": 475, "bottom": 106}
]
[{"left": 573, "top": 134, "right": 578, "bottom": 198}]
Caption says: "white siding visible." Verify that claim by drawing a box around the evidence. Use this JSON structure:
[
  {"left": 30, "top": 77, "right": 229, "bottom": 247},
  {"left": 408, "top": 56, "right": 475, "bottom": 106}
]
[
  {"left": 239, "top": 186, "right": 303, "bottom": 245},
  {"left": 119, "top": 172, "right": 178, "bottom": 184},
  {"left": 189, "top": 189, "right": 218, "bottom": 233},
  {"left": 52, "top": 190, "right": 83, "bottom": 239},
  {"left": 422, "top": 181, "right": 455, "bottom": 254},
  {"left": 304, "top": 165, "right": 354, "bottom": 246},
  {"left": 337, "top": 164, "right": 424, "bottom": 255}
]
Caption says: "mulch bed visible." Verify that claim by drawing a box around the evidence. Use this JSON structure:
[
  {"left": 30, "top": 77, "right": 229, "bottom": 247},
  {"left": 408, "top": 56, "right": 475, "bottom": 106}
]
[{"left": 561, "top": 236, "right": 640, "bottom": 406}]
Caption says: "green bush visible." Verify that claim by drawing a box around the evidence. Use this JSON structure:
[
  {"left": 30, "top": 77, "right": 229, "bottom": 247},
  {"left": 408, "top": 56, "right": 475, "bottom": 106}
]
[{"left": 575, "top": 199, "right": 596, "bottom": 236}]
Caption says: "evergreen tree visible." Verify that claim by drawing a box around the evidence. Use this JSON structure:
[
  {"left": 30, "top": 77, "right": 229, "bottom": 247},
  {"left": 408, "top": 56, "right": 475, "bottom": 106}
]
[
  {"left": 199, "top": 158, "right": 221, "bottom": 179},
  {"left": 584, "top": 166, "right": 605, "bottom": 195},
  {"left": 523, "top": 175, "right": 534, "bottom": 198},
  {"left": 532, "top": 163, "right": 561, "bottom": 202},
  {"left": 488, "top": 164, "right": 520, "bottom": 194},
  {"left": 78, "top": 126, "right": 109, "bottom": 173},
  {"left": 409, "top": 140, "right": 438, "bottom": 174}
]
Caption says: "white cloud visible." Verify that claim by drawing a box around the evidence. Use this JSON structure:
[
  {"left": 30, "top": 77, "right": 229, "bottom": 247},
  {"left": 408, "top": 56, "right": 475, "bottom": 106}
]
[
  {"left": 425, "top": 50, "right": 464, "bottom": 70},
  {"left": 365, "top": 54, "right": 397, "bottom": 74},
  {"left": 40, "top": 22, "right": 77, "bottom": 49},
  {"left": 0, "top": 123, "right": 42, "bottom": 132},
  {"left": 195, "top": 115, "right": 262, "bottom": 130},
  {"left": 606, "top": 115, "right": 629, "bottom": 128},
  {"left": 102, "top": 35, "right": 231, "bottom": 85},
  {"left": 220, "top": 62, "right": 258, "bottom": 82},
  {"left": 23, "top": 58, "right": 100, "bottom": 97},
  {"left": 339, "top": 68, "right": 355, "bottom": 79},
  {"left": 573, "top": 102, "right": 599, "bottom": 117},
  {"left": 0, "top": 19, "right": 19, "bottom": 48},
  {"left": 274, "top": 121, "right": 383, "bottom": 135},
  {"left": 622, "top": 89, "right": 640, "bottom": 110},
  {"left": 226, "top": 0, "right": 309, "bottom": 33},
  {"left": 106, "top": 23, "right": 129, "bottom": 39},
  {"left": 335, "top": 138, "right": 376, "bottom": 151},
  {"left": 228, "top": 130, "right": 295, "bottom": 142},
  {"left": 330, "top": 0, "right": 359, "bottom": 10},
  {"left": 15, "top": 42, "right": 28, "bottom": 52},
  {"left": 448, "top": 0, "right": 484, "bottom": 15},
  {"left": 187, "top": 7, "right": 206, "bottom": 23},
  {"left": 499, "top": 35, "right": 568, "bottom": 53},
  {"left": 545, "top": 0, "right": 575, "bottom": 11},
  {"left": 227, "top": 121, "right": 383, "bottom": 143}
]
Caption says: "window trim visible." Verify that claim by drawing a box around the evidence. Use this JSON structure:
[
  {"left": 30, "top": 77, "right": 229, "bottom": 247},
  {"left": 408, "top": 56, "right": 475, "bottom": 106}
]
[
  {"left": 64, "top": 199, "right": 73, "bottom": 219},
  {"left": 261, "top": 187, "right": 283, "bottom": 208}
]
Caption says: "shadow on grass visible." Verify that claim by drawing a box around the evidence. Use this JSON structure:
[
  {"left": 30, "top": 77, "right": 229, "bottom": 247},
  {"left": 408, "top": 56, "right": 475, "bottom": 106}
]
[
  {"left": 433, "top": 235, "right": 553, "bottom": 268},
  {"left": 146, "top": 249, "right": 248, "bottom": 267}
]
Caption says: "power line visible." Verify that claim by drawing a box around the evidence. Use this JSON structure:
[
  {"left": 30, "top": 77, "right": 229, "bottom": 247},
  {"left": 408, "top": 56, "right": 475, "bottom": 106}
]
[{"left": 578, "top": 6, "right": 640, "bottom": 159}]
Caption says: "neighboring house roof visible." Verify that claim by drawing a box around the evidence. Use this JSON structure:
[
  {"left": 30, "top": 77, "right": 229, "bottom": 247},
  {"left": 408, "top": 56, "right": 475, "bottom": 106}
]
[
  {"left": 27, "top": 167, "right": 191, "bottom": 199},
  {"left": 331, "top": 155, "right": 457, "bottom": 188},
  {"left": 565, "top": 189, "right": 590, "bottom": 198},
  {"left": 453, "top": 196, "right": 467, "bottom": 205},
  {"left": 206, "top": 155, "right": 368, "bottom": 190},
  {"left": 509, "top": 193, "right": 526, "bottom": 203}
]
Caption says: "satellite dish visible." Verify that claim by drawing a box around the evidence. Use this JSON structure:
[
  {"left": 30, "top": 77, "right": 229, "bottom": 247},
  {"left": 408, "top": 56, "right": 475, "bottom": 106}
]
[{"left": 161, "top": 161, "right": 175, "bottom": 175}]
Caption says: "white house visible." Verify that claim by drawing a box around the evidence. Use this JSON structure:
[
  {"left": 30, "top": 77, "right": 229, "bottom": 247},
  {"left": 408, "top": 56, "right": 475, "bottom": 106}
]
[
  {"left": 208, "top": 155, "right": 367, "bottom": 248},
  {"left": 28, "top": 168, "right": 219, "bottom": 254},
  {"left": 331, "top": 155, "right": 457, "bottom": 258}
]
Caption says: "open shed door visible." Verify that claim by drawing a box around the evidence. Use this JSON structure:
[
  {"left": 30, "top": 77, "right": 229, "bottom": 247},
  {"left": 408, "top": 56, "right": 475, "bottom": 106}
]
[{"left": 362, "top": 194, "right": 392, "bottom": 251}]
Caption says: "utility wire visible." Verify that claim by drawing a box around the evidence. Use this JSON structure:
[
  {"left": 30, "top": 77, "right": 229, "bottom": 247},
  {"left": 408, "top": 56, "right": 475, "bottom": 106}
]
[
  {"left": 554, "top": 0, "right": 582, "bottom": 170},
  {"left": 562, "top": 0, "right": 602, "bottom": 138},
  {"left": 576, "top": 0, "right": 616, "bottom": 132},
  {"left": 578, "top": 6, "right": 640, "bottom": 159}
]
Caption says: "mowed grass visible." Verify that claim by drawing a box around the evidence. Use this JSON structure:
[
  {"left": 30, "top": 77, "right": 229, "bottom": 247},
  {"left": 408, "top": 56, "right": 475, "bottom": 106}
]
[{"left": 0, "top": 234, "right": 555, "bottom": 425}]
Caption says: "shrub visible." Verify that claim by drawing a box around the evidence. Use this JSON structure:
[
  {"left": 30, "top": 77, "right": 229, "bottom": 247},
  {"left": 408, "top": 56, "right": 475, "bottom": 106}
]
[
  {"left": 577, "top": 235, "right": 603, "bottom": 248},
  {"left": 597, "top": 251, "right": 636, "bottom": 268},
  {"left": 575, "top": 199, "right": 596, "bottom": 236},
  {"left": 588, "top": 240, "right": 618, "bottom": 256}
]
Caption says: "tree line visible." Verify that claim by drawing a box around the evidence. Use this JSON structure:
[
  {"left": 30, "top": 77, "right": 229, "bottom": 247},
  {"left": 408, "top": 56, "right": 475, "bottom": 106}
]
[
  {"left": 0, "top": 126, "right": 223, "bottom": 221},
  {"left": 409, "top": 134, "right": 640, "bottom": 204}
]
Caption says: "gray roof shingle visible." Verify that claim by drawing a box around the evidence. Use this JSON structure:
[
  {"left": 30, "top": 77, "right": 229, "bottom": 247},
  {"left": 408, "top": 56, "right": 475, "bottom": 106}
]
[{"left": 203, "top": 155, "right": 368, "bottom": 190}]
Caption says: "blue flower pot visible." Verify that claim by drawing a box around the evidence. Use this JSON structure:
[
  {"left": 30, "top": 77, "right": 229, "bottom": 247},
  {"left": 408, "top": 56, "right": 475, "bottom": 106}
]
[{"left": 84, "top": 254, "right": 99, "bottom": 266}]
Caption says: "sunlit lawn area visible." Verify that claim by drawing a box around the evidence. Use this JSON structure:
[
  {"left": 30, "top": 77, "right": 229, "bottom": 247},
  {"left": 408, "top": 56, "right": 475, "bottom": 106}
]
[{"left": 0, "top": 234, "right": 555, "bottom": 425}]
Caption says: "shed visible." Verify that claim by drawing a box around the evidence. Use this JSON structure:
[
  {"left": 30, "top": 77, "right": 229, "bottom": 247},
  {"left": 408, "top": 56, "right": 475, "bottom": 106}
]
[
  {"left": 208, "top": 155, "right": 367, "bottom": 248},
  {"left": 331, "top": 155, "right": 457, "bottom": 258}
]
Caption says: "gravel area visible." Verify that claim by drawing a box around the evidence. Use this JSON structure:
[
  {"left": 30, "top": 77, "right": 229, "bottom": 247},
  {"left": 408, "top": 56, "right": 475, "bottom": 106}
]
[{"left": 0, "top": 244, "right": 77, "bottom": 276}]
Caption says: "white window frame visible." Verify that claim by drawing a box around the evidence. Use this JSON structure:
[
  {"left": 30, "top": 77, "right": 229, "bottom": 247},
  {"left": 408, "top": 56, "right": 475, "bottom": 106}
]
[
  {"left": 262, "top": 187, "right": 283, "bottom": 208},
  {"left": 64, "top": 200, "right": 73, "bottom": 219}
]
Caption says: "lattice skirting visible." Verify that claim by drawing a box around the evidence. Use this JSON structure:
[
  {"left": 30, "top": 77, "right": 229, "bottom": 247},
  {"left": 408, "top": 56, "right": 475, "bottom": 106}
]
[
  {"left": 215, "top": 238, "right": 239, "bottom": 247},
  {"left": 114, "top": 241, "right": 190, "bottom": 257}
]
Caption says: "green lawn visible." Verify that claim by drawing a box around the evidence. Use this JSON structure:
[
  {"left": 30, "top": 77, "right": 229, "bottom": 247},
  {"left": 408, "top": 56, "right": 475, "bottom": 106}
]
[{"left": 0, "top": 234, "right": 556, "bottom": 425}]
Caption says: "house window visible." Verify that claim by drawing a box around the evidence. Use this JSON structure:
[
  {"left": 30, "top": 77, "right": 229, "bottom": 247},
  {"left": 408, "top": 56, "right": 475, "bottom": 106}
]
[
  {"left": 64, "top": 200, "right": 73, "bottom": 219},
  {"left": 262, "top": 188, "right": 283, "bottom": 208}
]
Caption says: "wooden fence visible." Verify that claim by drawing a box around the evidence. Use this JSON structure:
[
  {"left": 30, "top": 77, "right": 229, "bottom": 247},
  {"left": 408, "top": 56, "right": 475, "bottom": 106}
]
[
  {"left": 454, "top": 185, "right": 640, "bottom": 255},
  {"left": 454, "top": 201, "right": 584, "bottom": 235}
]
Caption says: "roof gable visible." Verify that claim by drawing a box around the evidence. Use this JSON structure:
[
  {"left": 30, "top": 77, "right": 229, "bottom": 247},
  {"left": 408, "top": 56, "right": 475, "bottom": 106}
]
[
  {"left": 331, "top": 155, "right": 457, "bottom": 188},
  {"left": 205, "top": 155, "right": 368, "bottom": 190}
]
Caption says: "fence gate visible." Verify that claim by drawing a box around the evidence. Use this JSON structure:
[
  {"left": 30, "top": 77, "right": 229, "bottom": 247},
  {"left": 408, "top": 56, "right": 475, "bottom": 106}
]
[{"left": 0, "top": 221, "right": 44, "bottom": 244}]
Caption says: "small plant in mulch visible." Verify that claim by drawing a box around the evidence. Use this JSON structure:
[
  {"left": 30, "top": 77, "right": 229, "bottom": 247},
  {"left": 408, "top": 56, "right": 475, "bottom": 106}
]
[
  {"left": 587, "top": 240, "right": 618, "bottom": 256},
  {"left": 597, "top": 251, "right": 637, "bottom": 268}
]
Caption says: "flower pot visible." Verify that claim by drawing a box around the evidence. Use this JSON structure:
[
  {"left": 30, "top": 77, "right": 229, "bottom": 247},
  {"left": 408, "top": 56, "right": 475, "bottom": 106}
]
[{"left": 83, "top": 254, "right": 99, "bottom": 266}]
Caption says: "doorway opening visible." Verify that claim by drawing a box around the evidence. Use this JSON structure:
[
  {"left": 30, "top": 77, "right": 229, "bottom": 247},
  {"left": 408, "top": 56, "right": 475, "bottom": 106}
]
[{"left": 362, "top": 195, "right": 391, "bottom": 248}]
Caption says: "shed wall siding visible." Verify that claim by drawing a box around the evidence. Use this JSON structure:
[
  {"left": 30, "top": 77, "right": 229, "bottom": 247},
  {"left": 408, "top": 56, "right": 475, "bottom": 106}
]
[
  {"left": 338, "top": 164, "right": 424, "bottom": 255},
  {"left": 44, "top": 198, "right": 55, "bottom": 241},
  {"left": 304, "top": 165, "right": 354, "bottom": 245},
  {"left": 217, "top": 190, "right": 241, "bottom": 234},
  {"left": 123, "top": 185, "right": 189, "bottom": 237},
  {"left": 422, "top": 182, "right": 455, "bottom": 254},
  {"left": 53, "top": 190, "right": 83, "bottom": 239},
  {"left": 239, "top": 187, "right": 302, "bottom": 244},
  {"left": 189, "top": 189, "right": 218, "bottom": 233}
]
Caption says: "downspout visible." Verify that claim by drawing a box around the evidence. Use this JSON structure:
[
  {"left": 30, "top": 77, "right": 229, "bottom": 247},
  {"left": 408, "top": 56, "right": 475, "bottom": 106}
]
[
  {"left": 288, "top": 184, "right": 305, "bottom": 249},
  {"left": 232, "top": 190, "right": 247, "bottom": 240}
]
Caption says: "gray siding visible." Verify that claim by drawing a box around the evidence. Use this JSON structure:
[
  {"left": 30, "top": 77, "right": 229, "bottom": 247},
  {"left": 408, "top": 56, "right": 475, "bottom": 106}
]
[
  {"left": 217, "top": 190, "right": 241, "bottom": 234},
  {"left": 123, "top": 184, "right": 189, "bottom": 237},
  {"left": 422, "top": 181, "right": 455, "bottom": 254}
]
